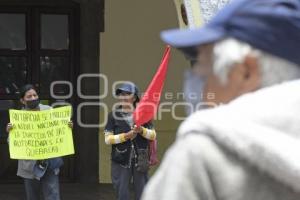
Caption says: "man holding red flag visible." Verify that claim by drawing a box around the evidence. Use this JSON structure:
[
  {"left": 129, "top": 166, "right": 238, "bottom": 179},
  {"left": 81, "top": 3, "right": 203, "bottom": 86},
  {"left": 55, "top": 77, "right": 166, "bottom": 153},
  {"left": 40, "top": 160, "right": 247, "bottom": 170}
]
[
  {"left": 104, "top": 46, "right": 170, "bottom": 200},
  {"left": 104, "top": 82, "right": 156, "bottom": 200}
]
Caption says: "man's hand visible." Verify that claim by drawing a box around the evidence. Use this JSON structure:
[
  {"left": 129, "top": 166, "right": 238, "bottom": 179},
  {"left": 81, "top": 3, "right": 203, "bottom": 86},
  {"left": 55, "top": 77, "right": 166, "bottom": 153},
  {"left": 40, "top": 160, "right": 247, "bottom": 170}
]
[
  {"left": 133, "top": 125, "right": 142, "bottom": 134},
  {"left": 6, "top": 123, "right": 13, "bottom": 133},
  {"left": 125, "top": 130, "right": 137, "bottom": 140}
]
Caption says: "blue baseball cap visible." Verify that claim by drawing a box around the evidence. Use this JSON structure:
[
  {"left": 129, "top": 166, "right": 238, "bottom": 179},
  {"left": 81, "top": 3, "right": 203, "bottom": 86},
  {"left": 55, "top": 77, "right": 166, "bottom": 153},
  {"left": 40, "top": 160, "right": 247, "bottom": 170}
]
[
  {"left": 161, "top": 0, "right": 300, "bottom": 65},
  {"left": 116, "top": 82, "right": 140, "bottom": 101}
]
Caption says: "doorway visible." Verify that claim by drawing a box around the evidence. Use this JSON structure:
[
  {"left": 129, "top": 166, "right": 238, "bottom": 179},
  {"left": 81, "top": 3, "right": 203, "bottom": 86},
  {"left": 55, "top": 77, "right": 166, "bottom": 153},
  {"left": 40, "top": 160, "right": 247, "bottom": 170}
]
[{"left": 0, "top": 1, "right": 79, "bottom": 182}]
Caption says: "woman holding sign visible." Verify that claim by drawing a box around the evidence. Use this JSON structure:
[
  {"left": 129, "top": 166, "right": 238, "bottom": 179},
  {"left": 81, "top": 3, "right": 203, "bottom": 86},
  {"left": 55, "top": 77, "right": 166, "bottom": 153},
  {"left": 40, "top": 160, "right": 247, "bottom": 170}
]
[
  {"left": 104, "top": 82, "right": 156, "bottom": 200},
  {"left": 6, "top": 84, "right": 72, "bottom": 200}
]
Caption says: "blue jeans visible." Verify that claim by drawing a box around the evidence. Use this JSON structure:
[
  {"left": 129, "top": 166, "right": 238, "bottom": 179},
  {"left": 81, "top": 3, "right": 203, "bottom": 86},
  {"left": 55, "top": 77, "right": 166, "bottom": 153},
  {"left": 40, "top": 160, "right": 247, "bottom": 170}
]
[
  {"left": 111, "top": 161, "right": 148, "bottom": 200},
  {"left": 24, "top": 169, "right": 60, "bottom": 200}
]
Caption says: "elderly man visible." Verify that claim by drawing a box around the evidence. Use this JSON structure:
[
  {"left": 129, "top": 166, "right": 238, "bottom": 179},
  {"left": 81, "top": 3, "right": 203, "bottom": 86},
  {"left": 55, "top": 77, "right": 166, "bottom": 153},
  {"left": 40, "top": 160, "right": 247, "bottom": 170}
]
[{"left": 142, "top": 0, "right": 300, "bottom": 200}]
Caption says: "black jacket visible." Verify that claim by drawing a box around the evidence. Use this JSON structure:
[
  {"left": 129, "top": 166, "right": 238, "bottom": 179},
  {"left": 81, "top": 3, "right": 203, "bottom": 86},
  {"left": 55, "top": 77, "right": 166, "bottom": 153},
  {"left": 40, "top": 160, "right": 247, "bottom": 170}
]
[{"left": 105, "top": 110, "right": 153, "bottom": 166}]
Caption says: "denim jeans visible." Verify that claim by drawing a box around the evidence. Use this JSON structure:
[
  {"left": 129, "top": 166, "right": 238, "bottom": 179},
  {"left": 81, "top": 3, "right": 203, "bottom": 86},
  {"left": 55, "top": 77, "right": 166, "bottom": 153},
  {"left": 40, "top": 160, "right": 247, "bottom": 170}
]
[
  {"left": 111, "top": 161, "right": 148, "bottom": 200},
  {"left": 24, "top": 169, "right": 60, "bottom": 200}
]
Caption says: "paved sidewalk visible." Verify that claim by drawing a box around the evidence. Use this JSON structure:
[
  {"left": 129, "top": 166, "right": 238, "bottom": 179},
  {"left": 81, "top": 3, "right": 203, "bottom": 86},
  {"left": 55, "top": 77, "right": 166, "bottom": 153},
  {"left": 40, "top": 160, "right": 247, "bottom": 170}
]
[{"left": 0, "top": 183, "right": 117, "bottom": 200}]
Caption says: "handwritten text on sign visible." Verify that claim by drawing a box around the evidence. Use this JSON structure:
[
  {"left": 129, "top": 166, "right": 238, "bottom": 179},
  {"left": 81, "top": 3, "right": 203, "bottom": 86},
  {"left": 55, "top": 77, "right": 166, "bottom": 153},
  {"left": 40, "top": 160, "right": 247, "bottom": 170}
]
[{"left": 9, "top": 106, "right": 74, "bottom": 160}]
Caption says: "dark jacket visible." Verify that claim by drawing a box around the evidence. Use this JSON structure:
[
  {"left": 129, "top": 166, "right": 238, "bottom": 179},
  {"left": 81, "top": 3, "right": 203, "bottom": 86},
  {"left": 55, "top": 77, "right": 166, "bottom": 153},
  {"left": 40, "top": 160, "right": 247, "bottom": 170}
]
[{"left": 105, "top": 110, "right": 153, "bottom": 166}]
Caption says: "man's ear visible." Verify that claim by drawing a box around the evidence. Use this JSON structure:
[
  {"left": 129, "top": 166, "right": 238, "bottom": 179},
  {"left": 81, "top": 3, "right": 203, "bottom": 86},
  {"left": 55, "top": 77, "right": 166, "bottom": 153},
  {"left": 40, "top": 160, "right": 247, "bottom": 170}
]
[{"left": 240, "top": 55, "right": 261, "bottom": 93}]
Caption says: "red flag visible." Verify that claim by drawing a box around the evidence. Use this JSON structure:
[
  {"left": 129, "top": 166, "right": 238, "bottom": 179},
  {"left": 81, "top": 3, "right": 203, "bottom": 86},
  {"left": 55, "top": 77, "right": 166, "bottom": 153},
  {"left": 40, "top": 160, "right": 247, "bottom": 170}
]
[{"left": 133, "top": 46, "right": 171, "bottom": 126}]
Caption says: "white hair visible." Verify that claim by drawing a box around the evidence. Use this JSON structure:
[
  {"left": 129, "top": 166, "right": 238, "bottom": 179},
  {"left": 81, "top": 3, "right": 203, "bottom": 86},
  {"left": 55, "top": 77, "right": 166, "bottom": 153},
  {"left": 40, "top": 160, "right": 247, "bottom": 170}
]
[{"left": 213, "top": 38, "right": 300, "bottom": 88}]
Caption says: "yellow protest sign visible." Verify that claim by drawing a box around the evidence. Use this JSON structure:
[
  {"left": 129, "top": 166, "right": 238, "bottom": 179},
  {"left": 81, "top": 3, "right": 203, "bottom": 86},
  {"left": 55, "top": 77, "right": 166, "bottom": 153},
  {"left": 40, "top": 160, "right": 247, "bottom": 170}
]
[{"left": 9, "top": 106, "right": 74, "bottom": 160}]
